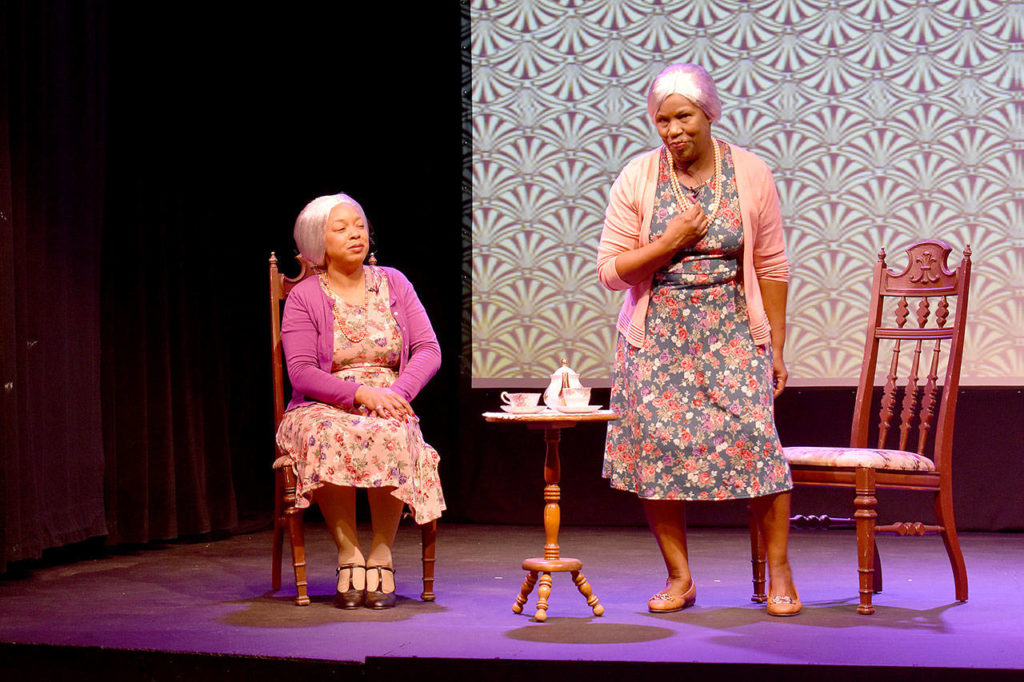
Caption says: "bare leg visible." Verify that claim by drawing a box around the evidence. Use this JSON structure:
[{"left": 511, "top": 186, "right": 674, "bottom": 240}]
[
  {"left": 750, "top": 491, "right": 798, "bottom": 600},
  {"left": 365, "top": 487, "right": 403, "bottom": 592},
  {"left": 642, "top": 498, "right": 692, "bottom": 594},
  {"left": 314, "top": 484, "right": 364, "bottom": 591}
]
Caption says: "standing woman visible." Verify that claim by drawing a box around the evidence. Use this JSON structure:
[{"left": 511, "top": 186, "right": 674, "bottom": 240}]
[
  {"left": 276, "top": 193, "right": 445, "bottom": 609},
  {"left": 597, "top": 64, "right": 799, "bottom": 616}
]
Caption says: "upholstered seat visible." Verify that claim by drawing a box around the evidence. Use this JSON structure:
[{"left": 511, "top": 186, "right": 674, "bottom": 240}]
[{"left": 783, "top": 446, "right": 935, "bottom": 472}]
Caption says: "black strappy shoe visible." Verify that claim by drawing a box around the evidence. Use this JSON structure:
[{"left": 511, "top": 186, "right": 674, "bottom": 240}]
[
  {"left": 364, "top": 566, "right": 396, "bottom": 609},
  {"left": 333, "top": 564, "right": 366, "bottom": 609}
]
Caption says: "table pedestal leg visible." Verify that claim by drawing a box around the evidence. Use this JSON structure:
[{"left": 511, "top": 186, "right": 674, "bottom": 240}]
[{"left": 513, "top": 425, "right": 603, "bottom": 621}]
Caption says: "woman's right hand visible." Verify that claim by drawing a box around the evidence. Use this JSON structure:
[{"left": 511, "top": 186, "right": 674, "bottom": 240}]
[
  {"left": 354, "top": 385, "right": 416, "bottom": 420},
  {"left": 660, "top": 203, "right": 709, "bottom": 253},
  {"left": 609, "top": 203, "right": 711, "bottom": 287}
]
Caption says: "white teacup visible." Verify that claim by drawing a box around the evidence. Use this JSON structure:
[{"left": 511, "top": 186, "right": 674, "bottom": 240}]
[
  {"left": 501, "top": 391, "right": 542, "bottom": 408},
  {"left": 562, "top": 386, "right": 591, "bottom": 408}
]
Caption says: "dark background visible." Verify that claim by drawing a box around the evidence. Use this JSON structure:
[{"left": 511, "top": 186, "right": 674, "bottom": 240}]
[
  {"left": 2, "top": 1, "right": 1020, "bottom": 574},
  {"left": 0, "top": 1, "right": 467, "bottom": 570}
]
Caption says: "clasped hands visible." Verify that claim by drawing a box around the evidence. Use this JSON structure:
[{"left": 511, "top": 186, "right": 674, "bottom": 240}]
[{"left": 354, "top": 385, "right": 416, "bottom": 421}]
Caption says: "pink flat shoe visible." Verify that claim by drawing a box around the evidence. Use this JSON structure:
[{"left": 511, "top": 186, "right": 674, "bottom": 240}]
[
  {"left": 648, "top": 580, "right": 697, "bottom": 613},
  {"left": 766, "top": 593, "right": 802, "bottom": 617}
]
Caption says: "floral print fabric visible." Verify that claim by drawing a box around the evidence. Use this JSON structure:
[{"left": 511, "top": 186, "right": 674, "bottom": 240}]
[
  {"left": 603, "top": 146, "right": 793, "bottom": 501},
  {"left": 275, "top": 266, "right": 445, "bottom": 524},
  {"left": 783, "top": 446, "right": 935, "bottom": 471}
]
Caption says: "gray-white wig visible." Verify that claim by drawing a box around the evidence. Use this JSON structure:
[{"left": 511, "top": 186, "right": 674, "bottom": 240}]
[
  {"left": 646, "top": 63, "right": 722, "bottom": 124},
  {"left": 292, "top": 193, "right": 370, "bottom": 267}
]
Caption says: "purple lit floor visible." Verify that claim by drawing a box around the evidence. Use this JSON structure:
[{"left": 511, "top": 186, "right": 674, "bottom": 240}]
[{"left": 1, "top": 524, "right": 1022, "bottom": 672}]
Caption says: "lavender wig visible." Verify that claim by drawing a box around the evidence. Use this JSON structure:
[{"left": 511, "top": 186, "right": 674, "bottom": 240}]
[
  {"left": 292, "top": 193, "right": 370, "bottom": 267},
  {"left": 646, "top": 63, "right": 722, "bottom": 124}
]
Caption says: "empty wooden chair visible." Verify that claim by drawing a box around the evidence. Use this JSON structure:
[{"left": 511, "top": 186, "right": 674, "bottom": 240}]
[{"left": 751, "top": 239, "right": 972, "bottom": 614}]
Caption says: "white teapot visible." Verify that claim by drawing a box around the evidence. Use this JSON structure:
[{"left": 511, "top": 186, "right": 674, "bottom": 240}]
[{"left": 543, "top": 358, "right": 582, "bottom": 408}]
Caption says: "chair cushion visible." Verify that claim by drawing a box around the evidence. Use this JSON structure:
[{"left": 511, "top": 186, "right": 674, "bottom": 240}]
[{"left": 783, "top": 446, "right": 936, "bottom": 472}]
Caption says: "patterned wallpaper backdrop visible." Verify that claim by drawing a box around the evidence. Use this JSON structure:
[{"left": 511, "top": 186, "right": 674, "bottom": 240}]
[{"left": 471, "top": 0, "right": 1024, "bottom": 387}]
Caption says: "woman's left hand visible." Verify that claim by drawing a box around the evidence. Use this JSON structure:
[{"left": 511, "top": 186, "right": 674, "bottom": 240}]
[{"left": 771, "top": 349, "right": 788, "bottom": 399}]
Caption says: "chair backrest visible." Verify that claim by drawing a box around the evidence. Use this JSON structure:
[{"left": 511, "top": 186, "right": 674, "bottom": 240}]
[
  {"left": 850, "top": 240, "right": 972, "bottom": 472},
  {"left": 269, "top": 252, "right": 316, "bottom": 430}
]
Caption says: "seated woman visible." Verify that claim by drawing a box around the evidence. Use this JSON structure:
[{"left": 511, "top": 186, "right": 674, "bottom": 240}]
[{"left": 275, "top": 192, "right": 445, "bottom": 609}]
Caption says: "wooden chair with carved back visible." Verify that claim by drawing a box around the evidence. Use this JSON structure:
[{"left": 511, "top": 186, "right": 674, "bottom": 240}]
[
  {"left": 750, "top": 239, "right": 972, "bottom": 614},
  {"left": 269, "top": 252, "right": 437, "bottom": 605}
]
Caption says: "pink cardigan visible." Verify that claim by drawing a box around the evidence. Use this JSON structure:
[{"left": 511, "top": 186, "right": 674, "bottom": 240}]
[
  {"left": 281, "top": 267, "right": 441, "bottom": 412},
  {"left": 597, "top": 144, "right": 789, "bottom": 347}
]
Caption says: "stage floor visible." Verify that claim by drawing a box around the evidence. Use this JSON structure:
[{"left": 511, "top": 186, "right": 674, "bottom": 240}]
[{"left": 1, "top": 523, "right": 1022, "bottom": 673}]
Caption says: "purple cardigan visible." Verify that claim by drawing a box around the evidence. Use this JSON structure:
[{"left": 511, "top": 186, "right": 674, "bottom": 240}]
[{"left": 281, "top": 266, "right": 441, "bottom": 412}]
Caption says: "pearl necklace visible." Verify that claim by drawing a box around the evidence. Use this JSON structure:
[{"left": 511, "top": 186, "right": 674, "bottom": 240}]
[
  {"left": 665, "top": 138, "right": 723, "bottom": 224},
  {"left": 317, "top": 269, "right": 368, "bottom": 344}
]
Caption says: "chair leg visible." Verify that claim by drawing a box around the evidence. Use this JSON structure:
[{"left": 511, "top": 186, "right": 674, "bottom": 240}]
[
  {"left": 854, "top": 466, "right": 878, "bottom": 614},
  {"left": 936, "top": 486, "right": 968, "bottom": 602},
  {"left": 420, "top": 519, "right": 437, "bottom": 602},
  {"left": 286, "top": 510, "right": 310, "bottom": 606},
  {"left": 279, "top": 467, "right": 310, "bottom": 606},
  {"left": 748, "top": 508, "right": 767, "bottom": 603},
  {"left": 873, "top": 539, "right": 883, "bottom": 594},
  {"left": 271, "top": 473, "right": 285, "bottom": 591}
]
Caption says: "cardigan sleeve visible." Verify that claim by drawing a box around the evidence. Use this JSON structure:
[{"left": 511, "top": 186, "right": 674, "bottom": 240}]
[
  {"left": 597, "top": 161, "right": 644, "bottom": 291},
  {"left": 387, "top": 269, "right": 441, "bottom": 402},
  {"left": 749, "top": 161, "right": 789, "bottom": 282},
  {"left": 280, "top": 282, "right": 359, "bottom": 410}
]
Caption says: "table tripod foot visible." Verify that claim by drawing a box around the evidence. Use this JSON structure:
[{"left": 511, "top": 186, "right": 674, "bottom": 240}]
[
  {"left": 513, "top": 570, "right": 538, "bottom": 615},
  {"left": 533, "top": 572, "right": 553, "bottom": 621},
  {"left": 571, "top": 569, "right": 603, "bottom": 616}
]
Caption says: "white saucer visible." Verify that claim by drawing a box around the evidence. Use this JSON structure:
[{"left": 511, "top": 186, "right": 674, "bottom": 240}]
[
  {"left": 500, "top": 405, "right": 545, "bottom": 414},
  {"left": 553, "top": 404, "right": 602, "bottom": 414}
]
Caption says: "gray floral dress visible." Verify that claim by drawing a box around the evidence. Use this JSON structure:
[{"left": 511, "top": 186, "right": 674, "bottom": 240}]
[{"left": 602, "top": 145, "right": 792, "bottom": 501}]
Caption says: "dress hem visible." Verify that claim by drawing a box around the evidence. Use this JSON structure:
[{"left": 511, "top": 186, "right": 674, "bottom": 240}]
[
  {"left": 290, "top": 477, "right": 446, "bottom": 524},
  {"left": 602, "top": 475, "right": 793, "bottom": 502}
]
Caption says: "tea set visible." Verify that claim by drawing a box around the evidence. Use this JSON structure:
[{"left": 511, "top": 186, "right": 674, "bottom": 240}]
[{"left": 499, "top": 359, "right": 602, "bottom": 414}]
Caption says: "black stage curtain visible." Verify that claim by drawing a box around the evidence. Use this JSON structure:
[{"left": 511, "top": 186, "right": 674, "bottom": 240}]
[
  {"left": 98, "top": 6, "right": 241, "bottom": 545},
  {"left": 1, "top": 1, "right": 109, "bottom": 572}
]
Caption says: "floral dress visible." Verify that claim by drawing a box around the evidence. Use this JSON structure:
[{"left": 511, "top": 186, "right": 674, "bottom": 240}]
[
  {"left": 275, "top": 266, "right": 445, "bottom": 523},
  {"left": 603, "top": 145, "right": 792, "bottom": 501}
]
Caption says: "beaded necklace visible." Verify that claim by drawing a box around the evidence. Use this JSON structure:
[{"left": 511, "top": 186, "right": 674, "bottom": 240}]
[
  {"left": 665, "top": 138, "right": 723, "bottom": 223},
  {"left": 317, "top": 268, "right": 368, "bottom": 344}
]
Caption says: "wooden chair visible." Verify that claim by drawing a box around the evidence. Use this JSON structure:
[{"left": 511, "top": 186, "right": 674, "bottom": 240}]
[
  {"left": 269, "top": 252, "right": 437, "bottom": 606},
  {"left": 751, "top": 240, "right": 972, "bottom": 614}
]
